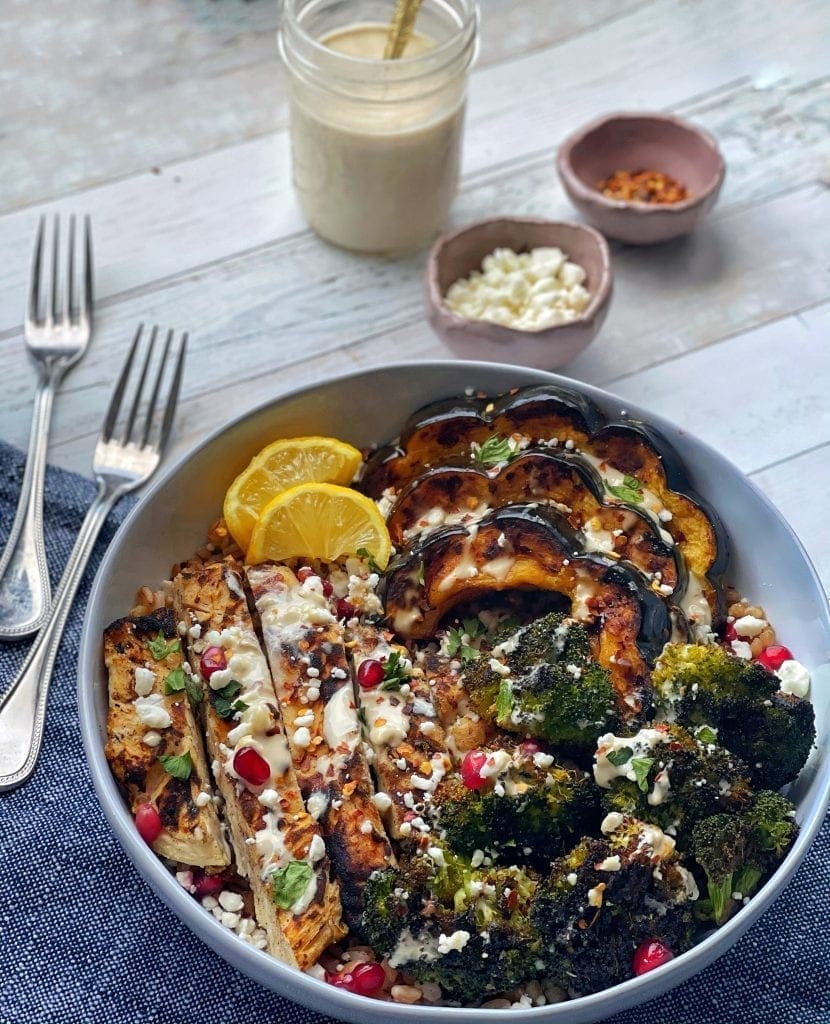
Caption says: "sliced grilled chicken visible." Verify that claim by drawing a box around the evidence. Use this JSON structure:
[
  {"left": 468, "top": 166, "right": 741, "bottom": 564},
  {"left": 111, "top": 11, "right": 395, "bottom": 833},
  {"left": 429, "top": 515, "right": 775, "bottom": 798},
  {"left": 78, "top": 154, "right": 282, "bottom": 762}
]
[
  {"left": 104, "top": 609, "right": 229, "bottom": 868},
  {"left": 346, "top": 624, "right": 453, "bottom": 839},
  {"left": 247, "top": 564, "right": 394, "bottom": 932},
  {"left": 173, "top": 560, "right": 345, "bottom": 969}
]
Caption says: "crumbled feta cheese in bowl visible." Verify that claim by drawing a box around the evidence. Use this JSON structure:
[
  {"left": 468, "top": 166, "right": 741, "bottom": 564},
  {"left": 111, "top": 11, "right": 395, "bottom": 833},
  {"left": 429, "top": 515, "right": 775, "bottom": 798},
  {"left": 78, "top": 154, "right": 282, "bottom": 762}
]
[{"left": 427, "top": 219, "right": 611, "bottom": 370}]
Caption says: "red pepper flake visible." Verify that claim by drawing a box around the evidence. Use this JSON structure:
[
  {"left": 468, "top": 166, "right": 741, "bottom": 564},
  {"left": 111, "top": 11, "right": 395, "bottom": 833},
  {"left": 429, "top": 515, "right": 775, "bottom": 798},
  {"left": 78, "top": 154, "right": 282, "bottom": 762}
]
[{"left": 598, "top": 169, "right": 689, "bottom": 204}]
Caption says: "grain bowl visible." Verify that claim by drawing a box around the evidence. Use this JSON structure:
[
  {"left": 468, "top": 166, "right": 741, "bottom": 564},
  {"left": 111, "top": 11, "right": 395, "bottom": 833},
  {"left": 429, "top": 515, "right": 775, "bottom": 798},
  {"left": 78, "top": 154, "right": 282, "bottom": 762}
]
[{"left": 79, "top": 362, "right": 829, "bottom": 1024}]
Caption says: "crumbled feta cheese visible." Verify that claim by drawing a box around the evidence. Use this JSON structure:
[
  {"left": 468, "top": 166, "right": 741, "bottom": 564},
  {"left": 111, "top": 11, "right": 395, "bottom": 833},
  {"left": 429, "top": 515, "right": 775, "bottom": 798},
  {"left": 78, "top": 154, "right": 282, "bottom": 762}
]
[
  {"left": 134, "top": 694, "right": 172, "bottom": 729},
  {"left": 372, "top": 791, "right": 393, "bottom": 812},
  {"left": 219, "top": 891, "right": 245, "bottom": 913},
  {"left": 444, "top": 246, "right": 592, "bottom": 331},
  {"left": 733, "top": 615, "right": 767, "bottom": 638},
  {"left": 293, "top": 727, "right": 312, "bottom": 748},
  {"left": 141, "top": 730, "right": 162, "bottom": 748},
  {"left": 730, "top": 639, "right": 753, "bottom": 660},
  {"left": 777, "top": 660, "right": 811, "bottom": 699},
  {"left": 437, "top": 930, "right": 471, "bottom": 955},
  {"left": 133, "top": 666, "right": 156, "bottom": 697}
]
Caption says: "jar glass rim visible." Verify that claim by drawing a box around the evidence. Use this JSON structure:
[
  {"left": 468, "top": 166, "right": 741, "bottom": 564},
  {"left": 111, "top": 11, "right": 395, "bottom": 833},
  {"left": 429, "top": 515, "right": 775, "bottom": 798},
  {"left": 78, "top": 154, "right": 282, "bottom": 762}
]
[{"left": 280, "top": 0, "right": 479, "bottom": 83}]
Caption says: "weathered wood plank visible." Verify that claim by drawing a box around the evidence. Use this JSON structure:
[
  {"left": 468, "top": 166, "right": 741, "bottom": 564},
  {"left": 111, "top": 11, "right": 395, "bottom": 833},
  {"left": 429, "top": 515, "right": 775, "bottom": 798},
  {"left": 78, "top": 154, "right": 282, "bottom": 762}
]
[
  {"left": 749, "top": 444, "right": 830, "bottom": 595},
  {"left": 3, "top": 181, "right": 826, "bottom": 467},
  {"left": 0, "top": 13, "right": 826, "bottom": 337},
  {"left": 0, "top": 0, "right": 648, "bottom": 214}
]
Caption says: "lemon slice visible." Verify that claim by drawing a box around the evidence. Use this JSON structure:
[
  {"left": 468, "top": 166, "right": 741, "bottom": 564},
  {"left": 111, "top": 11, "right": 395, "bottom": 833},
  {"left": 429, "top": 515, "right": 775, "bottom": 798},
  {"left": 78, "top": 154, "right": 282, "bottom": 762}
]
[
  {"left": 246, "top": 482, "right": 391, "bottom": 569},
  {"left": 224, "top": 436, "right": 363, "bottom": 551}
]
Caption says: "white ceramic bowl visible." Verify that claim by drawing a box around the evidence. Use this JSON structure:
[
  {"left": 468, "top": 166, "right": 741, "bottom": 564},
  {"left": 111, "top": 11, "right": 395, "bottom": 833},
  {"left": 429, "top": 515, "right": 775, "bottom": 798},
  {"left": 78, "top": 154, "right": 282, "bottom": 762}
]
[{"left": 79, "top": 362, "right": 830, "bottom": 1024}]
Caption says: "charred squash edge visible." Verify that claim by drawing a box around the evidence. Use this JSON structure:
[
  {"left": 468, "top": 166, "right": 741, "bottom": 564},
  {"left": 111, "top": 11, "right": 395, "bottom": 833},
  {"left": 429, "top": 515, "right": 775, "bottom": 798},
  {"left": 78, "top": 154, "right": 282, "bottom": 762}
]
[
  {"left": 385, "top": 447, "right": 686, "bottom": 598},
  {"left": 382, "top": 503, "right": 673, "bottom": 667},
  {"left": 360, "top": 383, "right": 728, "bottom": 623}
]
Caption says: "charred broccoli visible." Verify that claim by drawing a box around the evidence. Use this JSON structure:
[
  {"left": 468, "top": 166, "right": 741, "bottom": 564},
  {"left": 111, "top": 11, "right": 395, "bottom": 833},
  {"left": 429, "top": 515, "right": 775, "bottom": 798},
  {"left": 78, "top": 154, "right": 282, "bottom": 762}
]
[
  {"left": 464, "top": 612, "right": 617, "bottom": 753},
  {"left": 530, "top": 815, "right": 697, "bottom": 995},
  {"left": 431, "top": 743, "right": 598, "bottom": 866},
  {"left": 594, "top": 723, "right": 753, "bottom": 845},
  {"left": 690, "top": 790, "right": 798, "bottom": 924},
  {"left": 362, "top": 845, "right": 543, "bottom": 1004},
  {"left": 652, "top": 643, "right": 815, "bottom": 790}
]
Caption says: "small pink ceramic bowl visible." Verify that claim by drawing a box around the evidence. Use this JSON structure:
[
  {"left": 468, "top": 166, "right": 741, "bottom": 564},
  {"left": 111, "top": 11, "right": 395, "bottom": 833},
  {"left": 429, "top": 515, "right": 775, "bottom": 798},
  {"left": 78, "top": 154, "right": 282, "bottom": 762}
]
[
  {"left": 557, "top": 112, "right": 726, "bottom": 245},
  {"left": 425, "top": 217, "right": 612, "bottom": 370}
]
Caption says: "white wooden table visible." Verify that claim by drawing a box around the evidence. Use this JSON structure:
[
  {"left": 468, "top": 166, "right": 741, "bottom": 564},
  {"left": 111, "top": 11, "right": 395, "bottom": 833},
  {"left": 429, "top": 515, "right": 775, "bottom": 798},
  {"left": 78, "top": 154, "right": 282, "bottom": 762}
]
[{"left": 1, "top": 0, "right": 828, "bottom": 594}]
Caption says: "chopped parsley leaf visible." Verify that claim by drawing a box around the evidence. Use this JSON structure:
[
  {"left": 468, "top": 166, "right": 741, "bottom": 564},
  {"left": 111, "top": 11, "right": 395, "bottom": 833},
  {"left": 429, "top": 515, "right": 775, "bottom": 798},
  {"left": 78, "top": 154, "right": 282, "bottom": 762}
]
[
  {"left": 271, "top": 860, "right": 314, "bottom": 910},
  {"left": 473, "top": 434, "right": 517, "bottom": 468},
  {"left": 606, "top": 746, "right": 634, "bottom": 767},
  {"left": 495, "top": 679, "right": 513, "bottom": 722},
  {"left": 379, "top": 651, "right": 410, "bottom": 690},
  {"left": 184, "top": 674, "right": 203, "bottom": 706},
  {"left": 215, "top": 696, "right": 248, "bottom": 719},
  {"left": 164, "top": 666, "right": 186, "bottom": 694},
  {"left": 158, "top": 751, "right": 193, "bottom": 781},
  {"left": 605, "top": 474, "right": 644, "bottom": 504},
  {"left": 632, "top": 756, "right": 655, "bottom": 793},
  {"left": 356, "top": 547, "right": 382, "bottom": 575},
  {"left": 695, "top": 725, "right": 718, "bottom": 746},
  {"left": 147, "top": 631, "right": 181, "bottom": 661}
]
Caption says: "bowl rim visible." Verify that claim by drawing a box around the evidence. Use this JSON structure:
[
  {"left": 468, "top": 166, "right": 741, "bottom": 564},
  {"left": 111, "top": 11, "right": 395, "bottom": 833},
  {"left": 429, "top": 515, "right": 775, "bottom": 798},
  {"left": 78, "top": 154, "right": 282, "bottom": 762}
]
[
  {"left": 78, "top": 359, "right": 830, "bottom": 1023},
  {"left": 425, "top": 217, "right": 613, "bottom": 340},
  {"left": 556, "top": 110, "right": 726, "bottom": 216}
]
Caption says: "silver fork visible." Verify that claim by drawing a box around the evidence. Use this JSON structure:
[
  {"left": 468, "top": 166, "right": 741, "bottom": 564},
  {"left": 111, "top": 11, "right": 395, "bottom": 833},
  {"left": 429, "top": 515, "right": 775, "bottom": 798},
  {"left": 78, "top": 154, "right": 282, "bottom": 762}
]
[
  {"left": 0, "top": 214, "right": 93, "bottom": 640},
  {"left": 0, "top": 324, "right": 187, "bottom": 792}
]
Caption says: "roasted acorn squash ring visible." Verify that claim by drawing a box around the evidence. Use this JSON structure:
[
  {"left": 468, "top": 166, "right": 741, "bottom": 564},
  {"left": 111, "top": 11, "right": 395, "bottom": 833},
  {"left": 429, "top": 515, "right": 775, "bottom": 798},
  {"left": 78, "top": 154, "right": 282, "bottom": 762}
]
[
  {"left": 382, "top": 504, "right": 673, "bottom": 717},
  {"left": 386, "top": 448, "right": 684, "bottom": 597},
  {"left": 362, "top": 385, "right": 728, "bottom": 590}
]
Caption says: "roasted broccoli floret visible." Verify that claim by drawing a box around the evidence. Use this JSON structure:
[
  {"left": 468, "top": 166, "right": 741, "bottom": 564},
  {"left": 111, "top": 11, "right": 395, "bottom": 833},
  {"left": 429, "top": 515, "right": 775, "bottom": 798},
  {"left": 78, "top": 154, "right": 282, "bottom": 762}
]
[
  {"left": 431, "top": 743, "right": 598, "bottom": 865},
  {"left": 690, "top": 790, "right": 798, "bottom": 924},
  {"left": 595, "top": 723, "right": 753, "bottom": 845},
  {"left": 464, "top": 612, "right": 617, "bottom": 753},
  {"left": 530, "top": 816, "right": 697, "bottom": 995},
  {"left": 652, "top": 643, "right": 815, "bottom": 790},
  {"left": 362, "top": 845, "right": 542, "bottom": 1004}
]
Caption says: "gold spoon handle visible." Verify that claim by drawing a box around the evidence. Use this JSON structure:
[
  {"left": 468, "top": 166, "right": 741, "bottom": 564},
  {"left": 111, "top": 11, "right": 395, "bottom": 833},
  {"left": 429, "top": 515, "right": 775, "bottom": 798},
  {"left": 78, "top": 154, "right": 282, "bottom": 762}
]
[{"left": 384, "top": 0, "right": 424, "bottom": 60}]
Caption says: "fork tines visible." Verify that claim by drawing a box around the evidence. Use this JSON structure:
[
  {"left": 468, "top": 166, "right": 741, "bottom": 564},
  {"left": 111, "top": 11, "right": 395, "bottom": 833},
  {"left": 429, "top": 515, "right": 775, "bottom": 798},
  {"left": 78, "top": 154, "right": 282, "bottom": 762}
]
[
  {"left": 103, "top": 324, "right": 188, "bottom": 452},
  {"left": 27, "top": 214, "right": 93, "bottom": 330}
]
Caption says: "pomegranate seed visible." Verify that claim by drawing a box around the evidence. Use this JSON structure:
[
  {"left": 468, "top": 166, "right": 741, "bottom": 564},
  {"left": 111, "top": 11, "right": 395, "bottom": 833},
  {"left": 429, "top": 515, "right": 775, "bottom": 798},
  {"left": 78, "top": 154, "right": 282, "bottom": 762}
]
[
  {"left": 351, "top": 961, "right": 386, "bottom": 995},
  {"left": 336, "top": 598, "right": 356, "bottom": 620},
  {"left": 756, "top": 645, "right": 794, "bottom": 672},
  {"left": 199, "top": 646, "right": 227, "bottom": 680},
  {"left": 297, "top": 566, "right": 315, "bottom": 583},
  {"left": 193, "top": 872, "right": 225, "bottom": 898},
  {"left": 505, "top": 888, "right": 518, "bottom": 911},
  {"left": 519, "top": 740, "right": 542, "bottom": 757},
  {"left": 321, "top": 579, "right": 333, "bottom": 597},
  {"left": 233, "top": 746, "right": 271, "bottom": 786},
  {"left": 723, "top": 622, "right": 737, "bottom": 644},
  {"left": 357, "top": 659, "right": 385, "bottom": 689},
  {"left": 326, "top": 971, "right": 357, "bottom": 992},
  {"left": 135, "top": 802, "right": 162, "bottom": 844},
  {"left": 632, "top": 939, "right": 674, "bottom": 976},
  {"left": 461, "top": 749, "right": 489, "bottom": 790}
]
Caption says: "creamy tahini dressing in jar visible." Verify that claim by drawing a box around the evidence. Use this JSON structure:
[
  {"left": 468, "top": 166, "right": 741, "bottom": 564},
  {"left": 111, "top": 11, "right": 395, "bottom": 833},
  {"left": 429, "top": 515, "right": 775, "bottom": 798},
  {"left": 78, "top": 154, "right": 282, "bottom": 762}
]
[{"left": 279, "top": 1, "right": 478, "bottom": 255}]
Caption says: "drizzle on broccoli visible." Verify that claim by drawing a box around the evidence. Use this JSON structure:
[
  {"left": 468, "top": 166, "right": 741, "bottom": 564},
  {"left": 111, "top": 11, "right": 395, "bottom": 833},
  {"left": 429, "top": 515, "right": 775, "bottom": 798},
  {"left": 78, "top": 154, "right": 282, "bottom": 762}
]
[
  {"left": 464, "top": 612, "right": 617, "bottom": 753},
  {"left": 652, "top": 643, "right": 815, "bottom": 791},
  {"left": 362, "top": 845, "right": 542, "bottom": 1004}
]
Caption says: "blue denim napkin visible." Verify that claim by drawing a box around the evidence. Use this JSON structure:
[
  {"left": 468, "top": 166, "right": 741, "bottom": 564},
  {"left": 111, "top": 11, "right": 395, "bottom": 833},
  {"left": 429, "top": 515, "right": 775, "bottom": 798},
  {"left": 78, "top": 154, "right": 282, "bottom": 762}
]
[{"left": 0, "top": 438, "right": 827, "bottom": 1024}]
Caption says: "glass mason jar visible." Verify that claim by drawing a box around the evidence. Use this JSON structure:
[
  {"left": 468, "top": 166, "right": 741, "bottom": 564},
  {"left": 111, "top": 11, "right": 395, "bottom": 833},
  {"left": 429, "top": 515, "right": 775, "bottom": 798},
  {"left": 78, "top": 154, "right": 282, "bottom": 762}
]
[{"left": 279, "top": 0, "right": 478, "bottom": 255}]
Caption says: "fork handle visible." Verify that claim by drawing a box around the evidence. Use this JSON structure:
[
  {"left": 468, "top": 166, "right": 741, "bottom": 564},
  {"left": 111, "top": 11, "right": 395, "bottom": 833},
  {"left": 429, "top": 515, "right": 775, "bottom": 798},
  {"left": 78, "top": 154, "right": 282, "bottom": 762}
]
[
  {"left": 0, "top": 481, "right": 123, "bottom": 791},
  {"left": 0, "top": 374, "right": 59, "bottom": 639}
]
